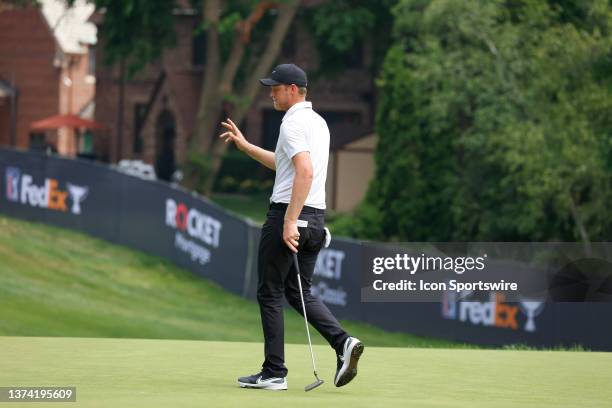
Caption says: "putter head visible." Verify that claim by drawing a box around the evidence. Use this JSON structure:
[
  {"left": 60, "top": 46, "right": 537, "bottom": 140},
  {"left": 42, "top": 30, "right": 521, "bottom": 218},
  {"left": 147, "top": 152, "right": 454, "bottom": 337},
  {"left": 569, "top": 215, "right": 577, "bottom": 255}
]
[{"left": 304, "top": 378, "right": 324, "bottom": 392}]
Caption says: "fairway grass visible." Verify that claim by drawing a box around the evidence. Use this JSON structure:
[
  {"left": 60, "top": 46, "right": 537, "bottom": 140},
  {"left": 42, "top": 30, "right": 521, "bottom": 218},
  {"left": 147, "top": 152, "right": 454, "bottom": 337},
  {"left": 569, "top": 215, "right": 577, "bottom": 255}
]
[
  {"left": 1, "top": 336, "right": 611, "bottom": 408},
  {"left": 1, "top": 215, "right": 610, "bottom": 407},
  {"left": 0, "top": 214, "right": 461, "bottom": 348}
]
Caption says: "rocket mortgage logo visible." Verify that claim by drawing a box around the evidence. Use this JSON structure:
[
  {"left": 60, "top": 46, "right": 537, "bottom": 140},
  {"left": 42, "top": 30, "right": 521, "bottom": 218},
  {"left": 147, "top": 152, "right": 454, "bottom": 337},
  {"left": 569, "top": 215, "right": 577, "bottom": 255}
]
[
  {"left": 5, "top": 167, "right": 89, "bottom": 215},
  {"left": 165, "top": 198, "right": 223, "bottom": 266}
]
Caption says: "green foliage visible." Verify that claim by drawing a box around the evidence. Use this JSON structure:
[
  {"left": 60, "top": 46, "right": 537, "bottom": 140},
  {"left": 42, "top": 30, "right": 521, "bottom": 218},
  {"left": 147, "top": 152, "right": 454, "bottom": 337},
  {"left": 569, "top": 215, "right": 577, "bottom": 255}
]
[
  {"left": 182, "top": 151, "right": 213, "bottom": 194},
  {"left": 327, "top": 200, "right": 384, "bottom": 240},
  {"left": 309, "top": 0, "right": 375, "bottom": 53},
  {"left": 186, "top": 147, "right": 275, "bottom": 196},
  {"left": 211, "top": 147, "right": 274, "bottom": 193},
  {"left": 96, "top": 0, "right": 177, "bottom": 76},
  {"left": 210, "top": 193, "right": 270, "bottom": 223},
  {"left": 304, "top": 0, "right": 397, "bottom": 76},
  {"left": 216, "top": 177, "right": 273, "bottom": 195},
  {"left": 359, "top": 0, "right": 612, "bottom": 242}
]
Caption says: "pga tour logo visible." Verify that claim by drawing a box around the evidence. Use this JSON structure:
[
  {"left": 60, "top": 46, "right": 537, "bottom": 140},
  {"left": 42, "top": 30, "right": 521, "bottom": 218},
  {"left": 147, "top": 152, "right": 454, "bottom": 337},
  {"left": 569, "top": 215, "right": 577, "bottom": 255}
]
[
  {"left": 5, "top": 167, "right": 89, "bottom": 214},
  {"left": 6, "top": 167, "right": 20, "bottom": 202}
]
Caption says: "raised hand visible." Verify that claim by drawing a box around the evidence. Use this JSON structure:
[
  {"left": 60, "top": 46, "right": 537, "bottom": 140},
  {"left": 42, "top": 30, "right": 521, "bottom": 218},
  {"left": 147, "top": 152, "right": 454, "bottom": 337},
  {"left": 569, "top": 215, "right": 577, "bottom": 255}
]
[{"left": 219, "top": 118, "right": 249, "bottom": 152}]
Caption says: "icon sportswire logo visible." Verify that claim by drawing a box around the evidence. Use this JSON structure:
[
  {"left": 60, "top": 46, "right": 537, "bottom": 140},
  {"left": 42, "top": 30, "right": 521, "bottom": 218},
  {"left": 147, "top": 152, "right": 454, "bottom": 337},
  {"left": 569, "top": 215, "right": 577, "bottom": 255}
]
[{"left": 5, "top": 167, "right": 89, "bottom": 215}]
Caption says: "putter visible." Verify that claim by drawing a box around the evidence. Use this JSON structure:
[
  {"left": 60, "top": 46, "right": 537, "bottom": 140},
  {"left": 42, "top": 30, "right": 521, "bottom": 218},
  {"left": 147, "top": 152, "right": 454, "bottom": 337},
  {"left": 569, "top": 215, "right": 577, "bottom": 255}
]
[{"left": 292, "top": 252, "right": 324, "bottom": 392}]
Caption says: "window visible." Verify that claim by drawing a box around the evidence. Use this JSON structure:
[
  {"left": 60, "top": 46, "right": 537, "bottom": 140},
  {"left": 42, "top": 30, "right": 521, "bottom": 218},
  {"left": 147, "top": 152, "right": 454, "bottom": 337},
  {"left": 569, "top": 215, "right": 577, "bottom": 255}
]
[{"left": 133, "top": 103, "right": 147, "bottom": 153}]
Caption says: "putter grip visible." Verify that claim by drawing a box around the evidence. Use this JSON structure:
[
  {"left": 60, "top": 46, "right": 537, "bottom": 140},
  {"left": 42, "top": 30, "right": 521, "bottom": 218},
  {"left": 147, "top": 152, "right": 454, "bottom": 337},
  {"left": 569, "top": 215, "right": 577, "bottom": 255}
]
[{"left": 293, "top": 253, "right": 300, "bottom": 273}]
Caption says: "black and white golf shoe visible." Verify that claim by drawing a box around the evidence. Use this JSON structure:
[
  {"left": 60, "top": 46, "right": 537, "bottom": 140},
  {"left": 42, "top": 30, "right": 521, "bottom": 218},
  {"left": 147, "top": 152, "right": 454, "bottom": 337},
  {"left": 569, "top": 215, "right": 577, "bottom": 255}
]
[
  {"left": 334, "top": 337, "right": 364, "bottom": 387},
  {"left": 237, "top": 372, "right": 288, "bottom": 390}
]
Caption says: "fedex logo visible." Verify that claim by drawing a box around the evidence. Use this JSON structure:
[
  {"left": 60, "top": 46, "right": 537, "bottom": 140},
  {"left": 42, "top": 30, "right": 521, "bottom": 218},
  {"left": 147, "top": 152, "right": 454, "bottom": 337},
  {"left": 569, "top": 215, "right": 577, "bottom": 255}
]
[
  {"left": 4, "top": 167, "right": 89, "bottom": 215},
  {"left": 458, "top": 294, "right": 519, "bottom": 330},
  {"left": 442, "top": 291, "right": 544, "bottom": 332}
]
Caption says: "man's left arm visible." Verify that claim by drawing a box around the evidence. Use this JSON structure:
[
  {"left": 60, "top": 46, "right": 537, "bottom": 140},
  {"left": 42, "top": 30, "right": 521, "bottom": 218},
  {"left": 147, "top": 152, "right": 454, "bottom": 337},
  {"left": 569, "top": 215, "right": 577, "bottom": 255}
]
[{"left": 283, "top": 152, "right": 313, "bottom": 253}]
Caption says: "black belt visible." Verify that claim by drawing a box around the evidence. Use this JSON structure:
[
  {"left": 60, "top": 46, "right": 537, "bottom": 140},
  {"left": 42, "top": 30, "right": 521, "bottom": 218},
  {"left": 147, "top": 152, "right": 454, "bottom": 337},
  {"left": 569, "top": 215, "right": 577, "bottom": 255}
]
[{"left": 269, "top": 202, "right": 325, "bottom": 215}]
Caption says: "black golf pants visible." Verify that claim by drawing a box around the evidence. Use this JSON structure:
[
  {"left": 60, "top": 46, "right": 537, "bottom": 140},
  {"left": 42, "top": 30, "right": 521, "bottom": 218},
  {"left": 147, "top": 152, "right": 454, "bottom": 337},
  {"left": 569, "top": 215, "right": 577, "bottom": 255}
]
[{"left": 257, "top": 203, "right": 349, "bottom": 378}]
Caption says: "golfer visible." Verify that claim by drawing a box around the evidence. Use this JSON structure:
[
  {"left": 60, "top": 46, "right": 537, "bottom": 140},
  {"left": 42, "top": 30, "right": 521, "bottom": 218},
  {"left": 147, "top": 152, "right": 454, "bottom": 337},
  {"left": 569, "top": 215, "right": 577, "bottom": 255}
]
[{"left": 220, "top": 63, "right": 363, "bottom": 390}]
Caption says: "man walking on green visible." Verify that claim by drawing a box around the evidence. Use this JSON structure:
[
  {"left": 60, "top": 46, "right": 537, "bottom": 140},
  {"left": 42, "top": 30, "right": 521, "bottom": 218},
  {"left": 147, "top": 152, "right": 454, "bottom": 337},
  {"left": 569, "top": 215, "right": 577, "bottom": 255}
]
[{"left": 219, "top": 63, "right": 363, "bottom": 391}]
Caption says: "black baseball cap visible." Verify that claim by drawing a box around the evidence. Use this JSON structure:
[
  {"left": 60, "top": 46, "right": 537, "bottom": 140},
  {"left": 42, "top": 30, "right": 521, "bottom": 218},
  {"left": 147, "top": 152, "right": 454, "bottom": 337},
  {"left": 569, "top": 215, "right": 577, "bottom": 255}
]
[{"left": 259, "top": 63, "right": 308, "bottom": 87}]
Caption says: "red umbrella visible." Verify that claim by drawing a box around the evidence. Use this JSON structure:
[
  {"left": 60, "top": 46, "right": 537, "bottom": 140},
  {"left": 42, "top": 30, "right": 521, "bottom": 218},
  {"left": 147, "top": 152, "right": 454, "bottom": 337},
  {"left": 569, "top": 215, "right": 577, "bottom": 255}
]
[{"left": 30, "top": 114, "right": 106, "bottom": 130}]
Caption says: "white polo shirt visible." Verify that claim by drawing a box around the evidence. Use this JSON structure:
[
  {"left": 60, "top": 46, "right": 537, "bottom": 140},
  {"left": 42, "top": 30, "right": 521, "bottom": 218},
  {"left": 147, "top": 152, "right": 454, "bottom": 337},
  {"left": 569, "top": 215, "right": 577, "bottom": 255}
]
[{"left": 270, "top": 101, "right": 329, "bottom": 210}]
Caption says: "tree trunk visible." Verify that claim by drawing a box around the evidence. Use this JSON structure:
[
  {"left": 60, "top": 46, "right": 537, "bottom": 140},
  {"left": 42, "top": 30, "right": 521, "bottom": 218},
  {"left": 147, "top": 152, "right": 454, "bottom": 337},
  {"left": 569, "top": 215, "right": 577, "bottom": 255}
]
[
  {"left": 569, "top": 195, "right": 591, "bottom": 256},
  {"left": 201, "top": 0, "right": 299, "bottom": 195},
  {"left": 184, "top": 0, "right": 222, "bottom": 190}
]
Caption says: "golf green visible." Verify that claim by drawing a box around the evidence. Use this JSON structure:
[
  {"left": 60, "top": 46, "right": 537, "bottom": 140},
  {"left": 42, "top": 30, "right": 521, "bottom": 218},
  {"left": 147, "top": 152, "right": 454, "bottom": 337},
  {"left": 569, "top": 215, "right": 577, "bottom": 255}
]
[{"left": 1, "top": 336, "right": 610, "bottom": 407}]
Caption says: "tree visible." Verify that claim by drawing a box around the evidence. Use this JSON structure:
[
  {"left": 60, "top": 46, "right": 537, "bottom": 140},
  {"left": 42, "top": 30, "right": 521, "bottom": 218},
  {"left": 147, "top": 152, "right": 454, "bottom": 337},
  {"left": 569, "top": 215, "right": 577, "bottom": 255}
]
[
  {"left": 188, "top": 0, "right": 395, "bottom": 194},
  {"left": 190, "top": 0, "right": 299, "bottom": 194},
  {"left": 9, "top": 0, "right": 396, "bottom": 195},
  {"left": 89, "top": 0, "right": 393, "bottom": 195},
  {"left": 357, "top": 0, "right": 612, "bottom": 243}
]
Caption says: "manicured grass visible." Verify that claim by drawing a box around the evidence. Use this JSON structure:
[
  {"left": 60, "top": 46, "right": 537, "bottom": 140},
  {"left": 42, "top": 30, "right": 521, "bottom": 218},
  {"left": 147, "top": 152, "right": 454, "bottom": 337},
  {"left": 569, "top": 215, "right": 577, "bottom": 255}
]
[
  {"left": 0, "top": 214, "right": 460, "bottom": 348},
  {"left": 1, "top": 215, "right": 608, "bottom": 407},
  {"left": 1, "top": 336, "right": 611, "bottom": 408}
]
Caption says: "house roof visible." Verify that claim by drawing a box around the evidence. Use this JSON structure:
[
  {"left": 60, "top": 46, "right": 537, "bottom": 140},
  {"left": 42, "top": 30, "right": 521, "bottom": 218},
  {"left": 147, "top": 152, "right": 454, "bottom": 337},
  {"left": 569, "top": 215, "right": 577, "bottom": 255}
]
[
  {"left": 31, "top": 113, "right": 105, "bottom": 130},
  {"left": 41, "top": 0, "right": 97, "bottom": 54}
]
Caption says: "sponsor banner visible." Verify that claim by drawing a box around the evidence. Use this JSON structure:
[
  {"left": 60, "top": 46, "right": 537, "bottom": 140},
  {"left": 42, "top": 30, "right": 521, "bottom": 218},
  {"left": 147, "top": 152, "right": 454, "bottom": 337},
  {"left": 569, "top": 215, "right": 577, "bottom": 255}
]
[
  {"left": 2, "top": 148, "right": 612, "bottom": 351},
  {"left": 242, "top": 230, "right": 364, "bottom": 321},
  {"left": 2, "top": 151, "right": 48, "bottom": 223},
  {"left": 5, "top": 166, "right": 88, "bottom": 214},
  {"left": 42, "top": 158, "right": 116, "bottom": 239},
  {"left": 311, "top": 239, "right": 364, "bottom": 320},
  {"left": 0, "top": 149, "right": 249, "bottom": 295},
  {"left": 313, "top": 248, "right": 348, "bottom": 307},
  {"left": 1, "top": 151, "right": 119, "bottom": 240},
  {"left": 113, "top": 170, "right": 250, "bottom": 296},
  {"left": 161, "top": 190, "right": 248, "bottom": 295}
]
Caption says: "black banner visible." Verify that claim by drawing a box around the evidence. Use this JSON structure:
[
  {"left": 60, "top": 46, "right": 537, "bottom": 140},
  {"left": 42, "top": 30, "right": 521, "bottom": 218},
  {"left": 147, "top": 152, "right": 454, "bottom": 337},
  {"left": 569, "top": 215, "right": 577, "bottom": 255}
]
[
  {"left": 0, "top": 149, "right": 249, "bottom": 296},
  {"left": 2, "top": 148, "right": 611, "bottom": 351}
]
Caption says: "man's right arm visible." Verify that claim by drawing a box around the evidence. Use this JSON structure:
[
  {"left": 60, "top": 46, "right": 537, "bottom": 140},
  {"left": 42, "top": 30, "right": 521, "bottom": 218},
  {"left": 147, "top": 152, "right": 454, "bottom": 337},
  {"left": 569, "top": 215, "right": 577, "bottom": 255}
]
[
  {"left": 220, "top": 118, "right": 275, "bottom": 170},
  {"left": 244, "top": 143, "right": 275, "bottom": 170}
]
